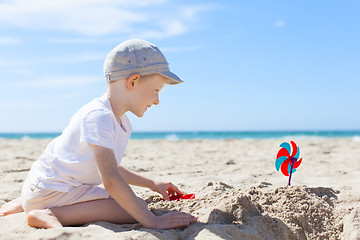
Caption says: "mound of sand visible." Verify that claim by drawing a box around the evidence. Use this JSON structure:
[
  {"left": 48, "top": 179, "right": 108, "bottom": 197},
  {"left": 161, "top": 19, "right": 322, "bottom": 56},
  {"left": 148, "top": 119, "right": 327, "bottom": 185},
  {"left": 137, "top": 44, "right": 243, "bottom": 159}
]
[{"left": 146, "top": 182, "right": 343, "bottom": 240}]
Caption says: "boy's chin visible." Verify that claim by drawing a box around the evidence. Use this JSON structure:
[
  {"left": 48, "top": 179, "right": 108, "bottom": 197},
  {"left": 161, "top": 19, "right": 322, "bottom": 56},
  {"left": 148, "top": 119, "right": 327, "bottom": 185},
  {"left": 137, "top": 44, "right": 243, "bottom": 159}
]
[{"left": 132, "top": 111, "right": 145, "bottom": 118}]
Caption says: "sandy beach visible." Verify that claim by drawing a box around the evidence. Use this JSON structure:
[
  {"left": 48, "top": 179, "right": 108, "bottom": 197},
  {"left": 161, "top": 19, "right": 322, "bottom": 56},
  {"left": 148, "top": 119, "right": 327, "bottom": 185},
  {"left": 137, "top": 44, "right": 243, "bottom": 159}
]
[{"left": 0, "top": 138, "right": 359, "bottom": 240}]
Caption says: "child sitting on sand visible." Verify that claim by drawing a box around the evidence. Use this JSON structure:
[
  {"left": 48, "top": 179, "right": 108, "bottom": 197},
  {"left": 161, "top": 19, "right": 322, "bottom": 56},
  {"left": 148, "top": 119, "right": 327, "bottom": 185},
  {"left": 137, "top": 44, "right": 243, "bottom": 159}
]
[{"left": 0, "top": 39, "right": 197, "bottom": 229}]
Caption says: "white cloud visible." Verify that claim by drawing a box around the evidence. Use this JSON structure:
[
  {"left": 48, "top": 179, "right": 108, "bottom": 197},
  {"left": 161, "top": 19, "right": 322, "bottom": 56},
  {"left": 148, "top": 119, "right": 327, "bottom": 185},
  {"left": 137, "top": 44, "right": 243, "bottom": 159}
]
[
  {"left": 162, "top": 46, "right": 199, "bottom": 52},
  {"left": 0, "top": 58, "right": 32, "bottom": 68},
  {"left": 181, "top": 4, "right": 220, "bottom": 21},
  {"left": 11, "top": 76, "right": 102, "bottom": 88},
  {"left": 0, "top": 0, "right": 216, "bottom": 38},
  {"left": 275, "top": 20, "right": 285, "bottom": 28},
  {"left": 0, "top": 37, "right": 23, "bottom": 45},
  {"left": 46, "top": 38, "right": 108, "bottom": 44},
  {"left": 138, "top": 19, "right": 188, "bottom": 39},
  {"left": 0, "top": 0, "right": 143, "bottom": 36},
  {"left": 0, "top": 52, "right": 105, "bottom": 68},
  {"left": 0, "top": 100, "right": 51, "bottom": 111},
  {"left": 44, "top": 52, "right": 106, "bottom": 63}
]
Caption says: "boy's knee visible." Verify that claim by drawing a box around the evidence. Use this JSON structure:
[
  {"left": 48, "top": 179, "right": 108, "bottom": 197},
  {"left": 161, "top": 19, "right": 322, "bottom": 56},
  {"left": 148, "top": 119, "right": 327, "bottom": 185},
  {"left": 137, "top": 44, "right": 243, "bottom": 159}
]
[{"left": 138, "top": 198, "right": 147, "bottom": 207}]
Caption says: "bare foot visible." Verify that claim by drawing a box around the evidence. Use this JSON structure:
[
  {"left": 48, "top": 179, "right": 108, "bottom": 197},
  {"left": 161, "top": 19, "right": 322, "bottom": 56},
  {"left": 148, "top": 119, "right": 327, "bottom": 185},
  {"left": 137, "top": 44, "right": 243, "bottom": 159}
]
[
  {"left": 0, "top": 198, "right": 24, "bottom": 217},
  {"left": 27, "top": 209, "right": 63, "bottom": 228}
]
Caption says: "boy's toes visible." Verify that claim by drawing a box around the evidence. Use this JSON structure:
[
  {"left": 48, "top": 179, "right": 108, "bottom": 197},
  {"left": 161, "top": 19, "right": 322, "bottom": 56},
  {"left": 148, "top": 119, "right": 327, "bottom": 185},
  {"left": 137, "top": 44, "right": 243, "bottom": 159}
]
[{"left": 0, "top": 198, "right": 24, "bottom": 217}]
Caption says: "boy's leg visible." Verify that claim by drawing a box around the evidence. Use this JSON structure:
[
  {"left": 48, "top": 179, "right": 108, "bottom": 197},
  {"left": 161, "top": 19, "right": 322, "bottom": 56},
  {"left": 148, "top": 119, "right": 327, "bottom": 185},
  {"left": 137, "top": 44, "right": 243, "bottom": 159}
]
[
  {"left": 27, "top": 197, "right": 147, "bottom": 228},
  {"left": 0, "top": 197, "right": 24, "bottom": 217}
]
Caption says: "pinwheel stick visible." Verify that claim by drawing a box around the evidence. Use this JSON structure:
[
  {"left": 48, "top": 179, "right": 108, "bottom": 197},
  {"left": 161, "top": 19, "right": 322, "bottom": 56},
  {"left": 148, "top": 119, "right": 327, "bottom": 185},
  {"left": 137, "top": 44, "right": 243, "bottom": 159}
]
[{"left": 288, "top": 157, "right": 296, "bottom": 186}]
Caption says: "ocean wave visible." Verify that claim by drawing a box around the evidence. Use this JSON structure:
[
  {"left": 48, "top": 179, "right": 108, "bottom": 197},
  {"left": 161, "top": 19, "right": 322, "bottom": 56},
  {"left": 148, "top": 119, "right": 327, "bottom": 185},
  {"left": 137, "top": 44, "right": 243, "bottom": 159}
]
[
  {"left": 165, "top": 134, "right": 180, "bottom": 141},
  {"left": 352, "top": 136, "right": 360, "bottom": 142},
  {"left": 20, "top": 135, "right": 31, "bottom": 140}
]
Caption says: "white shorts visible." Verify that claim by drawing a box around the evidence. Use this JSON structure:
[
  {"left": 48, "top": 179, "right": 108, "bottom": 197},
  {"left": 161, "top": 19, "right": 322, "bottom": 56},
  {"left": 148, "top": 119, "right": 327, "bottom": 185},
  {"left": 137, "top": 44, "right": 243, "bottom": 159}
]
[{"left": 21, "top": 178, "right": 110, "bottom": 212}]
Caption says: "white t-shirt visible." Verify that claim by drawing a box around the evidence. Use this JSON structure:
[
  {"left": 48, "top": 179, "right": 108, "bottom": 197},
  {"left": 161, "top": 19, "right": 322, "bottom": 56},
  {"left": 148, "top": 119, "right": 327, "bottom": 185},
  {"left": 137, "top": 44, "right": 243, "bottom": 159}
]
[{"left": 27, "top": 94, "right": 132, "bottom": 192}]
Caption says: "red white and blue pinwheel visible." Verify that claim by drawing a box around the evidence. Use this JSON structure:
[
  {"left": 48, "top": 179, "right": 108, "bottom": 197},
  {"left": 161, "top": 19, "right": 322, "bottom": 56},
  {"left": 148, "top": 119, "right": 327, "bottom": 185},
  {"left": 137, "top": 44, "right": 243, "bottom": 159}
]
[{"left": 275, "top": 141, "right": 302, "bottom": 185}]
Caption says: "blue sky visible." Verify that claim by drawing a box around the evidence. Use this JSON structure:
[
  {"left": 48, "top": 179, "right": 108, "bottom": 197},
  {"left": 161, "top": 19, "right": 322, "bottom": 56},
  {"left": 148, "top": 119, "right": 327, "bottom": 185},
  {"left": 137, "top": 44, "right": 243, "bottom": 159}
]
[{"left": 0, "top": 0, "right": 359, "bottom": 132}]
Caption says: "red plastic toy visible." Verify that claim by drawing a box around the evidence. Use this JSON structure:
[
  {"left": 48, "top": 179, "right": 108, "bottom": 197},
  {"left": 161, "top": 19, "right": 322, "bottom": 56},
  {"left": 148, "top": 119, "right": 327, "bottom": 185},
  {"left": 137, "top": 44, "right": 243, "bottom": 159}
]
[{"left": 168, "top": 193, "right": 195, "bottom": 201}]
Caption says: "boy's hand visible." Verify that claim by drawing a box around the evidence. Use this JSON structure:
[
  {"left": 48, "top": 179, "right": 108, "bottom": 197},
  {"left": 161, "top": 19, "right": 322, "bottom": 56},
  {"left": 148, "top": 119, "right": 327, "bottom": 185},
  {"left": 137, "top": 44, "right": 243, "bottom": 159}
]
[
  {"left": 152, "top": 212, "right": 197, "bottom": 229},
  {"left": 152, "top": 181, "right": 183, "bottom": 201}
]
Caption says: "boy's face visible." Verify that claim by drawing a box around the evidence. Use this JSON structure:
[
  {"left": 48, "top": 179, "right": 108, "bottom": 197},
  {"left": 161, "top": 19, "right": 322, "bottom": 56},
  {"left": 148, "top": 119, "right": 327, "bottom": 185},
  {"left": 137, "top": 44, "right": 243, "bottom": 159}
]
[{"left": 130, "top": 74, "right": 167, "bottom": 117}]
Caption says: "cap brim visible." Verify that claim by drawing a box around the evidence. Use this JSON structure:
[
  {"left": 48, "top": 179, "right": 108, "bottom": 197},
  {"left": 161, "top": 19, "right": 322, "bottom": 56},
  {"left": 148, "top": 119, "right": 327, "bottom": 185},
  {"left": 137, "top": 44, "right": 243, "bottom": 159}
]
[{"left": 159, "top": 71, "right": 184, "bottom": 85}]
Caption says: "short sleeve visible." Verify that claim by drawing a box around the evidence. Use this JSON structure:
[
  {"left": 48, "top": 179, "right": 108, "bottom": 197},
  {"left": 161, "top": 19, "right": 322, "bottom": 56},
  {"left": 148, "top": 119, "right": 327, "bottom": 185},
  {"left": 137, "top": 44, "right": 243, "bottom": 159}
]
[{"left": 80, "top": 109, "right": 116, "bottom": 150}]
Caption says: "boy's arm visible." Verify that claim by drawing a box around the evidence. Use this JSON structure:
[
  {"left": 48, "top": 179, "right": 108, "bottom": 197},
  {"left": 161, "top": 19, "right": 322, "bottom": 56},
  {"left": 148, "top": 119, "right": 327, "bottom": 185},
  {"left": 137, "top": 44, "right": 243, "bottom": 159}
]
[
  {"left": 90, "top": 144, "right": 196, "bottom": 229},
  {"left": 118, "top": 166, "right": 183, "bottom": 200},
  {"left": 118, "top": 166, "right": 155, "bottom": 189}
]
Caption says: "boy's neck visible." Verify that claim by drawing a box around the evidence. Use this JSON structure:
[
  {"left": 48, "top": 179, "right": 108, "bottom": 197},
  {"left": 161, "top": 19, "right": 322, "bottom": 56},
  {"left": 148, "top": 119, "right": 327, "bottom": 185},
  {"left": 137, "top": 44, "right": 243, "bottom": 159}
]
[{"left": 106, "top": 88, "right": 129, "bottom": 121}]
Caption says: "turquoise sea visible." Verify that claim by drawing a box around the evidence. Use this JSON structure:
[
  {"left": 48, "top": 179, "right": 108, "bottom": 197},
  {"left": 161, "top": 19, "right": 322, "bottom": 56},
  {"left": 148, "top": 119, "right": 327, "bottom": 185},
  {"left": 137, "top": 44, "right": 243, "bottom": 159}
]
[{"left": 0, "top": 131, "right": 359, "bottom": 140}]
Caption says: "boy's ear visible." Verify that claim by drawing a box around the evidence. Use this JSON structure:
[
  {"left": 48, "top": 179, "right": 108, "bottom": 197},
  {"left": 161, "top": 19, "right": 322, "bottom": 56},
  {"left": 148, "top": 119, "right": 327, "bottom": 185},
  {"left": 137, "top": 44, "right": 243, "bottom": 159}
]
[{"left": 126, "top": 73, "right": 141, "bottom": 90}]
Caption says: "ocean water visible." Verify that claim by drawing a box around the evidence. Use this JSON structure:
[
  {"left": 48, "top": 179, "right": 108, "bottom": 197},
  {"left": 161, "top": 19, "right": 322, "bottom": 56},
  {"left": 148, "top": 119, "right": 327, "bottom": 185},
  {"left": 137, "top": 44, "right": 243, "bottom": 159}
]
[{"left": 0, "top": 131, "right": 359, "bottom": 140}]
